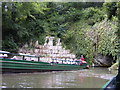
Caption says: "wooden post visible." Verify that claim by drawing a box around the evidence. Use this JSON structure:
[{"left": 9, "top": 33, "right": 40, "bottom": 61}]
[
  {"left": 23, "top": 56, "right": 25, "bottom": 60},
  {"left": 38, "top": 57, "right": 40, "bottom": 62}
]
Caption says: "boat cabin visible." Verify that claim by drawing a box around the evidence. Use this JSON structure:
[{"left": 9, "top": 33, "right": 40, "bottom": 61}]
[{"left": 0, "top": 50, "right": 83, "bottom": 65}]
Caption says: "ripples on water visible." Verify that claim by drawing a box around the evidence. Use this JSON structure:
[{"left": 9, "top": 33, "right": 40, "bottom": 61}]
[{"left": 2, "top": 67, "right": 117, "bottom": 88}]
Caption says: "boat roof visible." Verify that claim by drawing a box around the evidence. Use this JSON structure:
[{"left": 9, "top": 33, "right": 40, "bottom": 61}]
[
  {"left": 19, "top": 53, "right": 38, "bottom": 57},
  {"left": 0, "top": 50, "right": 38, "bottom": 57},
  {"left": 0, "top": 50, "right": 10, "bottom": 54}
]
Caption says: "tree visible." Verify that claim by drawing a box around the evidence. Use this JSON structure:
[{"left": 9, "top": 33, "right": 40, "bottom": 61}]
[{"left": 2, "top": 2, "right": 47, "bottom": 52}]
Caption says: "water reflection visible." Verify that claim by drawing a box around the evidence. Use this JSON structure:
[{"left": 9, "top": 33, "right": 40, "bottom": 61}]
[{"left": 2, "top": 67, "right": 117, "bottom": 88}]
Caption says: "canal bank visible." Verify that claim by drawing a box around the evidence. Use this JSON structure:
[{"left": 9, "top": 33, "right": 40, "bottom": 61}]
[{"left": 2, "top": 67, "right": 117, "bottom": 88}]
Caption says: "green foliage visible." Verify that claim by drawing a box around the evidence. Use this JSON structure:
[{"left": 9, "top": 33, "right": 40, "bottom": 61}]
[
  {"left": 93, "top": 20, "right": 119, "bottom": 59},
  {"left": 103, "top": 2, "right": 117, "bottom": 20},
  {"left": 116, "top": 2, "right": 120, "bottom": 41},
  {"left": 61, "top": 3, "right": 119, "bottom": 64},
  {"left": 2, "top": 36, "right": 19, "bottom": 53},
  {"left": 2, "top": 2, "right": 48, "bottom": 52}
]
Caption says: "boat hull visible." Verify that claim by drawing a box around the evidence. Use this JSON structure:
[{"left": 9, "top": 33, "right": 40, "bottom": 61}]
[
  {"left": 102, "top": 77, "right": 116, "bottom": 90},
  {"left": 0, "top": 58, "right": 87, "bottom": 73}
]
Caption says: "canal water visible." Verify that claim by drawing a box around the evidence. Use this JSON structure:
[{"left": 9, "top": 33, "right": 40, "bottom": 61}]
[{"left": 2, "top": 67, "right": 117, "bottom": 88}]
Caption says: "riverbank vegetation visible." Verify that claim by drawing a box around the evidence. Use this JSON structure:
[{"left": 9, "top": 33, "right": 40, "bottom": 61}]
[{"left": 2, "top": 2, "right": 120, "bottom": 65}]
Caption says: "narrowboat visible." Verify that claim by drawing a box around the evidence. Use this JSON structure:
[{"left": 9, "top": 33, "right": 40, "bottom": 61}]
[{"left": 0, "top": 51, "right": 87, "bottom": 73}]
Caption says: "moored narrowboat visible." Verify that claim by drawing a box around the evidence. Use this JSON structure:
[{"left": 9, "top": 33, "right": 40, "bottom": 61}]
[{"left": 0, "top": 51, "right": 87, "bottom": 73}]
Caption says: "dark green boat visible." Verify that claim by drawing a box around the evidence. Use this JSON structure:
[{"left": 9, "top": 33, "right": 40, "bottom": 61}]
[
  {"left": 102, "top": 61, "right": 120, "bottom": 90},
  {"left": 0, "top": 51, "right": 87, "bottom": 73}
]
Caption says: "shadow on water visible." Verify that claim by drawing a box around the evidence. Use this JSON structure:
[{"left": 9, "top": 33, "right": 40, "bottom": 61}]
[{"left": 2, "top": 67, "right": 117, "bottom": 88}]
